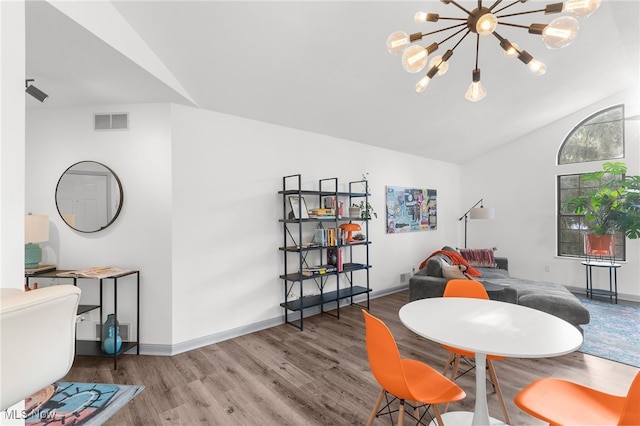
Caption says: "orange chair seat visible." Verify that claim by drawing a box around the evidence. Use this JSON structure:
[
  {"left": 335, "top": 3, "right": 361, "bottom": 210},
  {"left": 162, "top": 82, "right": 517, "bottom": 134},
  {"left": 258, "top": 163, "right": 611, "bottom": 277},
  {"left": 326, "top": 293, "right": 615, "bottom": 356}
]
[
  {"left": 515, "top": 377, "right": 627, "bottom": 425},
  {"left": 402, "top": 358, "right": 466, "bottom": 404}
]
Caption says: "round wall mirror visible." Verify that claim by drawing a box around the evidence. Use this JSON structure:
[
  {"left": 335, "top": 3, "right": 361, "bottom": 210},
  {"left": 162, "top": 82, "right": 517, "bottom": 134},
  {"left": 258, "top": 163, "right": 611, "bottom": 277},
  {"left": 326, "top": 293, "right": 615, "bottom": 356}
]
[{"left": 55, "top": 161, "right": 124, "bottom": 233}]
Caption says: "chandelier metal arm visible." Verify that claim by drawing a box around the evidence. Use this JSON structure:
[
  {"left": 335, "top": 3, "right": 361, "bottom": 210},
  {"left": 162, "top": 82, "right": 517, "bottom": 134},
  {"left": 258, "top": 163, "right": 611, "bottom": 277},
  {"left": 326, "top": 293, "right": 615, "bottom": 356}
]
[
  {"left": 437, "top": 26, "right": 471, "bottom": 47},
  {"left": 498, "top": 2, "right": 563, "bottom": 17},
  {"left": 493, "top": 0, "right": 528, "bottom": 14},
  {"left": 497, "top": 8, "right": 547, "bottom": 19},
  {"left": 488, "top": 0, "right": 504, "bottom": 12},
  {"left": 432, "top": 17, "right": 468, "bottom": 21},
  {"left": 447, "top": 0, "right": 473, "bottom": 16},
  {"left": 451, "top": 29, "right": 472, "bottom": 52},
  {"left": 498, "top": 21, "right": 534, "bottom": 30},
  {"left": 420, "top": 22, "right": 468, "bottom": 39},
  {"left": 474, "top": 33, "right": 480, "bottom": 69}
]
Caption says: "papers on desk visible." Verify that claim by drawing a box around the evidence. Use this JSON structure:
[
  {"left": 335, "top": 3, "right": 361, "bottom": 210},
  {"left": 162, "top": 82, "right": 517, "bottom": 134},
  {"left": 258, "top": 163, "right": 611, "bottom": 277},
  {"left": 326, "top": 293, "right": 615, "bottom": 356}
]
[
  {"left": 56, "top": 267, "right": 133, "bottom": 279},
  {"left": 25, "top": 264, "right": 56, "bottom": 275}
]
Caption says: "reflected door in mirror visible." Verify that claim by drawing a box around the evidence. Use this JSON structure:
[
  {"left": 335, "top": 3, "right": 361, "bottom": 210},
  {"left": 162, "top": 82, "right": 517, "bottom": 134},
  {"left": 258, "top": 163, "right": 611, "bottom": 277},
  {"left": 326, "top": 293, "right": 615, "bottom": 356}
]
[{"left": 56, "top": 161, "right": 123, "bottom": 233}]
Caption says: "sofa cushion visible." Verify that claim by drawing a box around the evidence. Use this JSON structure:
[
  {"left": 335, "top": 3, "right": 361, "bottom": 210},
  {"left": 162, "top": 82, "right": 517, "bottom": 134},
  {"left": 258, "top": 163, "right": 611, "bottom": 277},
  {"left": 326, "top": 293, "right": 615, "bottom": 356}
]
[
  {"left": 485, "top": 277, "right": 590, "bottom": 326},
  {"left": 441, "top": 260, "right": 470, "bottom": 280},
  {"left": 425, "top": 254, "right": 450, "bottom": 278},
  {"left": 476, "top": 267, "right": 510, "bottom": 279}
]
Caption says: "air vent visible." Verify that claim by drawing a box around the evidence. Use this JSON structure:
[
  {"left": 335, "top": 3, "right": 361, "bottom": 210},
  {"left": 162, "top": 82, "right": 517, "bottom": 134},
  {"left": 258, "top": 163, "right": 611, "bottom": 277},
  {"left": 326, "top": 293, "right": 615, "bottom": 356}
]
[{"left": 94, "top": 113, "right": 129, "bottom": 131}]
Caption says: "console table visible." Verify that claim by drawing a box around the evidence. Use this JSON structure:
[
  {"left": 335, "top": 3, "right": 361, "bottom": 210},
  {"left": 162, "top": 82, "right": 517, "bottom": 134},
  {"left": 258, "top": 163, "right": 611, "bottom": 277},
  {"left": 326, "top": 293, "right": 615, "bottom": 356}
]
[
  {"left": 581, "top": 260, "right": 620, "bottom": 304},
  {"left": 25, "top": 268, "right": 140, "bottom": 369}
]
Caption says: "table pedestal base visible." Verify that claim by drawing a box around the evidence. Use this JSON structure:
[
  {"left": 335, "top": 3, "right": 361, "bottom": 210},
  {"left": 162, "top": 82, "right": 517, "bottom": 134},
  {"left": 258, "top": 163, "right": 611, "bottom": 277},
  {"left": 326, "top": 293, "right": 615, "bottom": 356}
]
[{"left": 431, "top": 411, "right": 506, "bottom": 426}]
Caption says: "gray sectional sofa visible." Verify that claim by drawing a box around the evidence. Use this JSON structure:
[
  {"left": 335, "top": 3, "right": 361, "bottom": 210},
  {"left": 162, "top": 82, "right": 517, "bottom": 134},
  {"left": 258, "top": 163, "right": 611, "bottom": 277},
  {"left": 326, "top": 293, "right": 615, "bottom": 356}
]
[{"left": 409, "top": 249, "right": 590, "bottom": 330}]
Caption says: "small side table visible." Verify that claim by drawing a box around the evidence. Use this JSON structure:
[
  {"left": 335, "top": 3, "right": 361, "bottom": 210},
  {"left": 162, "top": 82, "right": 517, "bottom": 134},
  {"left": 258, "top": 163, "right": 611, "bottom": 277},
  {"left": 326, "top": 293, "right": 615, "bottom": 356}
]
[
  {"left": 581, "top": 260, "right": 620, "bottom": 304},
  {"left": 480, "top": 281, "right": 505, "bottom": 295}
]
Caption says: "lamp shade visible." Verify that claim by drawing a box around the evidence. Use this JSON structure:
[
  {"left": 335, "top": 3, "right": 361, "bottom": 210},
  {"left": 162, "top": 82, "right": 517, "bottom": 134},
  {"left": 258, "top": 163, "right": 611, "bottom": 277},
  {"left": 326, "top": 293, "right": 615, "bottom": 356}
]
[
  {"left": 339, "top": 223, "right": 362, "bottom": 242},
  {"left": 25, "top": 214, "right": 49, "bottom": 243},
  {"left": 469, "top": 207, "right": 495, "bottom": 220}
]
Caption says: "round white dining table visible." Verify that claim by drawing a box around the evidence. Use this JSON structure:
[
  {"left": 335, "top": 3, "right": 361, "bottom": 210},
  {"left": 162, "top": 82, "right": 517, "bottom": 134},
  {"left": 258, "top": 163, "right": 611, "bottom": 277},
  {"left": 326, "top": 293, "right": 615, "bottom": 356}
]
[{"left": 399, "top": 297, "right": 583, "bottom": 426}]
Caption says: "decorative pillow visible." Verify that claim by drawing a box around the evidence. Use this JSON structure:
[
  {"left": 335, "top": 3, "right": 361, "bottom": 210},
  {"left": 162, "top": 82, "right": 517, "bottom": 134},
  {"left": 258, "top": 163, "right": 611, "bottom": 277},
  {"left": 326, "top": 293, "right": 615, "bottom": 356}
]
[
  {"left": 440, "top": 259, "right": 470, "bottom": 280},
  {"left": 459, "top": 248, "right": 497, "bottom": 268}
]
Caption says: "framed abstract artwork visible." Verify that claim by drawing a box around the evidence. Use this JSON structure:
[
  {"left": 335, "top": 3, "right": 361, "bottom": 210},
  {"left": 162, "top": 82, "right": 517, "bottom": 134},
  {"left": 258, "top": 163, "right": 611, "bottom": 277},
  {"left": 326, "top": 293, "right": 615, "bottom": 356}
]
[{"left": 385, "top": 186, "right": 437, "bottom": 233}]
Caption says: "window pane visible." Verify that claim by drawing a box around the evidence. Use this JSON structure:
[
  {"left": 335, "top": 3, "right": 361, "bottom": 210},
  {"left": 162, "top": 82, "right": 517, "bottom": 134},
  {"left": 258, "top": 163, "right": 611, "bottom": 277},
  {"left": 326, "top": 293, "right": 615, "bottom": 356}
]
[
  {"left": 558, "top": 105, "right": 624, "bottom": 165},
  {"left": 557, "top": 173, "right": 626, "bottom": 260}
]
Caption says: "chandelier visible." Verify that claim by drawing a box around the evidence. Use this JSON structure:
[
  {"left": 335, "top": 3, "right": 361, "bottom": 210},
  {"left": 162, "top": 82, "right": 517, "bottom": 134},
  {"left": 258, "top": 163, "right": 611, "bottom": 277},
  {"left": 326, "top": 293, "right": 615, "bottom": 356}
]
[{"left": 387, "top": 0, "right": 601, "bottom": 101}]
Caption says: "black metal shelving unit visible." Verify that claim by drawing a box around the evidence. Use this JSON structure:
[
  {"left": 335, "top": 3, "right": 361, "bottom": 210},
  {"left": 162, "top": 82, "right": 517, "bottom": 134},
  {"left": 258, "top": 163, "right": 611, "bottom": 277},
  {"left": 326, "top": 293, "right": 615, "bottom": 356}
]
[{"left": 278, "top": 174, "right": 371, "bottom": 330}]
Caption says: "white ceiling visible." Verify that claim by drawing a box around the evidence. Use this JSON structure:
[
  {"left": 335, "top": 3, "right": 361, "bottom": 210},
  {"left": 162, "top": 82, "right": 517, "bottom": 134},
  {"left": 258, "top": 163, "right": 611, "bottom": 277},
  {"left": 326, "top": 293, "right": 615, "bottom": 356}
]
[{"left": 25, "top": 0, "right": 640, "bottom": 164}]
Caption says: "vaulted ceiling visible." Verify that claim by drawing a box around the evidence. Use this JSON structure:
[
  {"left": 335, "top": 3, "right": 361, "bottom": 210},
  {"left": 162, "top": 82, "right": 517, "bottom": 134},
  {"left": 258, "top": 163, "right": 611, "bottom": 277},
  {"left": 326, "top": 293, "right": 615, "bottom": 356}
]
[{"left": 25, "top": 1, "right": 639, "bottom": 164}]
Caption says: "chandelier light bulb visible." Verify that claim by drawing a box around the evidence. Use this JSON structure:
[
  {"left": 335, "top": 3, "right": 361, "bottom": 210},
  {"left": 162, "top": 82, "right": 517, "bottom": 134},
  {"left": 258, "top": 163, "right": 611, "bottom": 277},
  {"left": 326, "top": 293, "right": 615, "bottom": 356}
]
[
  {"left": 476, "top": 13, "right": 498, "bottom": 35},
  {"left": 465, "top": 69, "right": 486, "bottom": 102},
  {"left": 465, "top": 81, "right": 486, "bottom": 102},
  {"left": 414, "top": 11, "right": 428, "bottom": 22},
  {"left": 542, "top": 16, "right": 579, "bottom": 49},
  {"left": 415, "top": 76, "right": 432, "bottom": 93},
  {"left": 528, "top": 59, "right": 547, "bottom": 75},
  {"left": 504, "top": 42, "right": 519, "bottom": 58},
  {"left": 401, "top": 45, "right": 428, "bottom": 73},
  {"left": 562, "top": 0, "right": 601, "bottom": 17},
  {"left": 428, "top": 55, "right": 449, "bottom": 76},
  {"left": 387, "top": 31, "right": 410, "bottom": 54}
]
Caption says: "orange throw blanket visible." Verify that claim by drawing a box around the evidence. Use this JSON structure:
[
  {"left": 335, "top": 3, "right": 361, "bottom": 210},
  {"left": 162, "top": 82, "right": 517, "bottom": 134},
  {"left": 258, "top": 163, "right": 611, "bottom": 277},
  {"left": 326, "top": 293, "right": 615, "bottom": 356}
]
[{"left": 419, "top": 250, "right": 482, "bottom": 278}]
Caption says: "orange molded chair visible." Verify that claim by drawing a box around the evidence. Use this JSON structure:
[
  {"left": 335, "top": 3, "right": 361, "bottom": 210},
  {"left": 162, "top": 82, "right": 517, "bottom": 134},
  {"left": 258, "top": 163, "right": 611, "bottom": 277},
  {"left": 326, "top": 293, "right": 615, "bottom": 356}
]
[
  {"left": 441, "top": 279, "right": 510, "bottom": 423},
  {"left": 514, "top": 371, "right": 640, "bottom": 425},
  {"left": 362, "top": 309, "right": 465, "bottom": 426}
]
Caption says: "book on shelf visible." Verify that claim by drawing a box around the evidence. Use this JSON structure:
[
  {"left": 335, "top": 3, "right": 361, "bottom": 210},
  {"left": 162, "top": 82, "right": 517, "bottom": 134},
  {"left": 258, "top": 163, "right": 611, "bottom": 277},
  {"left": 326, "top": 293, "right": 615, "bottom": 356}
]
[
  {"left": 322, "top": 197, "right": 344, "bottom": 218},
  {"left": 314, "top": 228, "right": 326, "bottom": 246},
  {"left": 299, "top": 242, "right": 322, "bottom": 249},
  {"left": 56, "top": 267, "right": 133, "bottom": 279},
  {"left": 300, "top": 265, "right": 338, "bottom": 276}
]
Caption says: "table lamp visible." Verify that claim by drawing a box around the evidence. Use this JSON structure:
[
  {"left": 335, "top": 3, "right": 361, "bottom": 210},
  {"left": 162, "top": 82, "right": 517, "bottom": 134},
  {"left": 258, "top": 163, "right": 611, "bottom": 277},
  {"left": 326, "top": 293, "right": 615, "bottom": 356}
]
[
  {"left": 25, "top": 214, "right": 49, "bottom": 269},
  {"left": 339, "top": 223, "right": 361, "bottom": 242}
]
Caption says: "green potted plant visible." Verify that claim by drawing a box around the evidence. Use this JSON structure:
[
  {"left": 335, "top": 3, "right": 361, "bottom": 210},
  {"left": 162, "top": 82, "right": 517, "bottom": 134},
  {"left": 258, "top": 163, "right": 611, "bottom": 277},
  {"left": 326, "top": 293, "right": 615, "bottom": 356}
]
[
  {"left": 352, "top": 201, "right": 377, "bottom": 220},
  {"left": 563, "top": 162, "right": 640, "bottom": 255},
  {"left": 352, "top": 173, "right": 377, "bottom": 220}
]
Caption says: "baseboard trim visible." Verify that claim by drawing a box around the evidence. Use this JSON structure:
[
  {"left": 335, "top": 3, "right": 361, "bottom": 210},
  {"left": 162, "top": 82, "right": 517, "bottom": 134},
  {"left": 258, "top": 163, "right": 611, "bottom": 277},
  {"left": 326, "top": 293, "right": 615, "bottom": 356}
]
[{"left": 138, "top": 285, "right": 409, "bottom": 356}]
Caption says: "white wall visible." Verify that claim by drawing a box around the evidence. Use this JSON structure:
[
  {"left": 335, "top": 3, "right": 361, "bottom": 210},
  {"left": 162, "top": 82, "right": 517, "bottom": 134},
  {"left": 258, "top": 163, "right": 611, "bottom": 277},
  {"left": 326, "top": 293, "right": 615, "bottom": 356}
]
[
  {"left": 26, "top": 104, "right": 174, "bottom": 346},
  {"left": 1, "top": 1, "right": 28, "bottom": 424},
  {"left": 0, "top": 0, "right": 26, "bottom": 291},
  {"left": 169, "top": 104, "right": 461, "bottom": 350},
  {"left": 461, "top": 87, "right": 640, "bottom": 300},
  {"left": 25, "top": 103, "right": 461, "bottom": 353}
]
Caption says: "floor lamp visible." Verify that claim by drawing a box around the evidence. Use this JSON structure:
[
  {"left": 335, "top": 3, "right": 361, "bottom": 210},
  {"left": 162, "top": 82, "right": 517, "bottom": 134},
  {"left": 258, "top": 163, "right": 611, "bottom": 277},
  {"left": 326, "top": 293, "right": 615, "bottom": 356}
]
[{"left": 459, "top": 199, "right": 495, "bottom": 248}]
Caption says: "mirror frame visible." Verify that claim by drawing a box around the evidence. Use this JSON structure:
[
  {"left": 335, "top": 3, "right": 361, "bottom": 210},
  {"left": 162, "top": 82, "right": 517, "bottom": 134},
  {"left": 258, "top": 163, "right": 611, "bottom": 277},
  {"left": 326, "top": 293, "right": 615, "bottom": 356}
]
[{"left": 55, "top": 161, "right": 124, "bottom": 233}]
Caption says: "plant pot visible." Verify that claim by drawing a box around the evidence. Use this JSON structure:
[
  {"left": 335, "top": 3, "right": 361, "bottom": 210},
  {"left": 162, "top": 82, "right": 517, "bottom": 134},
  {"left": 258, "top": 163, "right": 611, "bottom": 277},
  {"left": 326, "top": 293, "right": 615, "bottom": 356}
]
[
  {"left": 349, "top": 207, "right": 360, "bottom": 218},
  {"left": 584, "top": 233, "right": 615, "bottom": 257}
]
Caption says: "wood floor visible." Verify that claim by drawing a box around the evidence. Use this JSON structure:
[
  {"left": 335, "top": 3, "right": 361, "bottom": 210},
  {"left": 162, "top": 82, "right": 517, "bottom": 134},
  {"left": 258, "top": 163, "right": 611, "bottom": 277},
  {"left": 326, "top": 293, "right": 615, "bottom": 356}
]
[{"left": 63, "top": 290, "right": 639, "bottom": 425}]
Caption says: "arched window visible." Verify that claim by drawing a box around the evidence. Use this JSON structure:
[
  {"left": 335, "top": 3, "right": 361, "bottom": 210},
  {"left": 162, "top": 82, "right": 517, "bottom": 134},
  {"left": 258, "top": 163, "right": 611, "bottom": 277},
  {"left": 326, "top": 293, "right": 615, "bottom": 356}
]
[
  {"left": 558, "top": 105, "right": 624, "bottom": 165},
  {"left": 557, "top": 105, "right": 626, "bottom": 260}
]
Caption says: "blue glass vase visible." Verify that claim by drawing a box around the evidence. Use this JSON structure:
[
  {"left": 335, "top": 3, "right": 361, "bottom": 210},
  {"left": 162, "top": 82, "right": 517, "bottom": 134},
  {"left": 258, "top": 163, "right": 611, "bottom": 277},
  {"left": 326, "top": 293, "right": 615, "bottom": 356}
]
[
  {"left": 101, "top": 314, "right": 120, "bottom": 352},
  {"left": 103, "top": 326, "right": 122, "bottom": 354}
]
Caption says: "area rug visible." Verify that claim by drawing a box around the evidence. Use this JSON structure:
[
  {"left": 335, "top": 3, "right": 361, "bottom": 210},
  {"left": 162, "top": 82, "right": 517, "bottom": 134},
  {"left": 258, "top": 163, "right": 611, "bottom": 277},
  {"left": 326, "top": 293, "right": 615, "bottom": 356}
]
[
  {"left": 578, "top": 297, "right": 640, "bottom": 368},
  {"left": 25, "top": 382, "right": 143, "bottom": 425}
]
